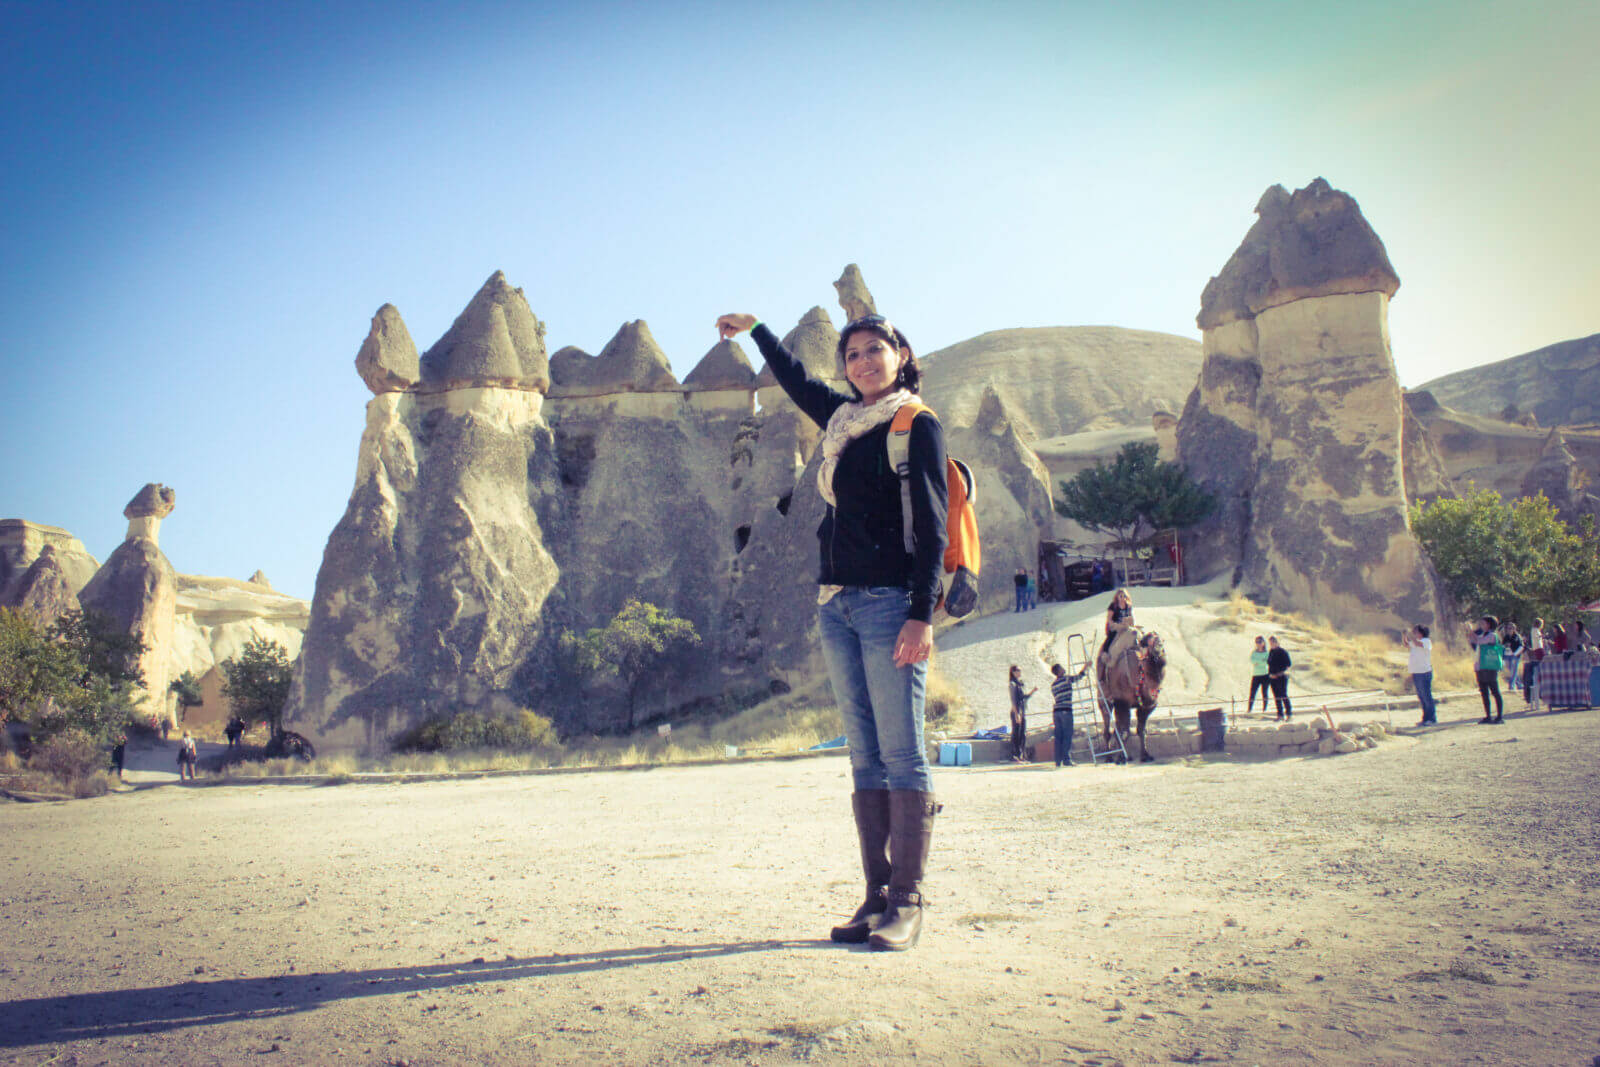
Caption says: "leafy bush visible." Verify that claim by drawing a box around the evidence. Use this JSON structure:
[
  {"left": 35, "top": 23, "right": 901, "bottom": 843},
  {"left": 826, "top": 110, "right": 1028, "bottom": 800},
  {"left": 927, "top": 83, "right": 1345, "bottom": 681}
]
[
  {"left": 1055, "top": 441, "right": 1216, "bottom": 553},
  {"left": 394, "top": 709, "right": 559, "bottom": 753},
  {"left": 220, "top": 637, "right": 294, "bottom": 736}
]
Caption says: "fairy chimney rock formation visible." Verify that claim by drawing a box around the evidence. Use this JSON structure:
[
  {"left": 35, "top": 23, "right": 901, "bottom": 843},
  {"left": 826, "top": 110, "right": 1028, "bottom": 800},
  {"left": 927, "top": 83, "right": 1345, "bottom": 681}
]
[
  {"left": 355, "top": 304, "right": 421, "bottom": 394},
  {"left": 683, "top": 340, "right": 757, "bottom": 392},
  {"left": 1177, "top": 180, "right": 1444, "bottom": 634},
  {"left": 123, "top": 483, "right": 176, "bottom": 543},
  {"left": 754, "top": 306, "right": 843, "bottom": 391},
  {"left": 1197, "top": 179, "right": 1400, "bottom": 329},
  {"left": 80, "top": 484, "right": 180, "bottom": 718},
  {"left": 0, "top": 520, "right": 100, "bottom": 613},
  {"left": 248, "top": 569, "right": 273, "bottom": 588},
  {"left": 833, "top": 263, "right": 877, "bottom": 323},
  {"left": 419, "top": 271, "right": 550, "bottom": 392},
  {"left": 549, "top": 321, "right": 679, "bottom": 397}
]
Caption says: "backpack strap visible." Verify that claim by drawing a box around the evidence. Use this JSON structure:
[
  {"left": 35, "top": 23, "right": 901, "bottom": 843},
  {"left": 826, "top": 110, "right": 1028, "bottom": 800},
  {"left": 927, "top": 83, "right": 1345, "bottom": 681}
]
[{"left": 888, "top": 402, "right": 933, "bottom": 555}]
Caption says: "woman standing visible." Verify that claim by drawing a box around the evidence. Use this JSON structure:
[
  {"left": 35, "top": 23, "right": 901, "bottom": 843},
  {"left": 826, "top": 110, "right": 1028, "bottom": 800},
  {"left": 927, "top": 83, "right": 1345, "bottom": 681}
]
[
  {"left": 1501, "top": 621, "right": 1524, "bottom": 692},
  {"left": 1402, "top": 624, "right": 1437, "bottom": 725},
  {"left": 1467, "top": 616, "right": 1505, "bottom": 723},
  {"left": 1247, "top": 636, "right": 1270, "bottom": 714},
  {"left": 716, "top": 311, "right": 946, "bottom": 952},
  {"left": 1266, "top": 637, "right": 1293, "bottom": 720},
  {"left": 1008, "top": 665, "right": 1037, "bottom": 763}
]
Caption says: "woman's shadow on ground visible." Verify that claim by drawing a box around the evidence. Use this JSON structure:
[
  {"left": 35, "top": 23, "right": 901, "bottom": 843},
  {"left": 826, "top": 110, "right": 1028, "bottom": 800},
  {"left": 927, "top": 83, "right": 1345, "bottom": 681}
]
[{"left": 0, "top": 939, "right": 832, "bottom": 1049}]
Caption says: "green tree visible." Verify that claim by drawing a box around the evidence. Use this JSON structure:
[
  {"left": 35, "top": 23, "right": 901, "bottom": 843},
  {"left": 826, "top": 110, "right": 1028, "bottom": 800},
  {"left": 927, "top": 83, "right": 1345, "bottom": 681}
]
[
  {"left": 221, "top": 637, "right": 295, "bottom": 737},
  {"left": 564, "top": 599, "right": 700, "bottom": 728},
  {"left": 48, "top": 609, "right": 146, "bottom": 690},
  {"left": 1054, "top": 441, "right": 1216, "bottom": 554},
  {"left": 169, "top": 670, "right": 204, "bottom": 723},
  {"left": 0, "top": 608, "right": 141, "bottom": 742},
  {"left": 1411, "top": 488, "right": 1600, "bottom": 624}
]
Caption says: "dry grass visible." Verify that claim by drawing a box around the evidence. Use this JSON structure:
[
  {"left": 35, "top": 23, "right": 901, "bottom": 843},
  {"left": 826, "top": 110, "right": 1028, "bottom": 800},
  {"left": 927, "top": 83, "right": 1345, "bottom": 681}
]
[{"left": 1214, "top": 592, "right": 1477, "bottom": 695}]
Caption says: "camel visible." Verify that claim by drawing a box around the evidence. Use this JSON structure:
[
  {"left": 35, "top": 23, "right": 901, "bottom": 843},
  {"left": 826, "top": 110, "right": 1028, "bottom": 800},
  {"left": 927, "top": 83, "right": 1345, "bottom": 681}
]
[{"left": 1096, "top": 626, "right": 1168, "bottom": 762}]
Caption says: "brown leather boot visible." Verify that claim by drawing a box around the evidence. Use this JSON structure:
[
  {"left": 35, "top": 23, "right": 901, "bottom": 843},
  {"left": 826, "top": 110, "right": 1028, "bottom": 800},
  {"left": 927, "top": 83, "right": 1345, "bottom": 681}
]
[
  {"left": 830, "top": 789, "right": 891, "bottom": 943},
  {"left": 869, "top": 791, "right": 941, "bottom": 952}
]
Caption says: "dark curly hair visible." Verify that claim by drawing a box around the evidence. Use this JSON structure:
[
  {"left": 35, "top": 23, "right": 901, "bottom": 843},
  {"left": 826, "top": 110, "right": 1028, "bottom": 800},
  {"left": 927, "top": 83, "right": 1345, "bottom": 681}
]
[{"left": 836, "top": 315, "right": 921, "bottom": 399}]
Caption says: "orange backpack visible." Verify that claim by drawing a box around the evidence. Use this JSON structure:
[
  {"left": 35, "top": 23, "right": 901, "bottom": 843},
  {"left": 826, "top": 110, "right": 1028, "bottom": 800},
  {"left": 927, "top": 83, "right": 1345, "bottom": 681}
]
[{"left": 888, "top": 403, "right": 980, "bottom": 617}]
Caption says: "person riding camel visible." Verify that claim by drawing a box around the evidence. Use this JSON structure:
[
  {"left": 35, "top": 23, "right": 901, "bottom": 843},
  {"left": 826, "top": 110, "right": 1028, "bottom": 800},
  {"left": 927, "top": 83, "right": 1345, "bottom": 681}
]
[{"left": 1099, "top": 588, "right": 1136, "bottom": 674}]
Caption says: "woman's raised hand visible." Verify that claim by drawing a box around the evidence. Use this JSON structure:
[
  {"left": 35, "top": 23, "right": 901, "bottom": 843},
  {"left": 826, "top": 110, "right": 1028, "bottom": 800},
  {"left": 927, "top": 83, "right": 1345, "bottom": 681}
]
[{"left": 716, "top": 313, "right": 757, "bottom": 339}]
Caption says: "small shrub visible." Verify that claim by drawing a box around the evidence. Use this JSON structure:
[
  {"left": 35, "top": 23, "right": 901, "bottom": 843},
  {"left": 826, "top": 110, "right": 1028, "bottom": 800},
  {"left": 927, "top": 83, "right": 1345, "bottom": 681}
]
[
  {"left": 394, "top": 709, "right": 558, "bottom": 753},
  {"left": 30, "top": 729, "right": 107, "bottom": 782}
]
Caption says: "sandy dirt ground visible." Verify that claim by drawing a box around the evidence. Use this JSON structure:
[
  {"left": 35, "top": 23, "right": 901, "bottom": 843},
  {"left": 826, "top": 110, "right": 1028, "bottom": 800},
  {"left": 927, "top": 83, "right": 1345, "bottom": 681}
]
[{"left": 3, "top": 697, "right": 1598, "bottom": 1066}]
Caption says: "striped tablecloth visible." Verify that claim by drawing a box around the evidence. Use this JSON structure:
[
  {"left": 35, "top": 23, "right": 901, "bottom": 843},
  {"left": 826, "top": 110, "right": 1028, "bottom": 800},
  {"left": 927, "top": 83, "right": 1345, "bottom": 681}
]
[{"left": 1534, "top": 653, "right": 1599, "bottom": 708}]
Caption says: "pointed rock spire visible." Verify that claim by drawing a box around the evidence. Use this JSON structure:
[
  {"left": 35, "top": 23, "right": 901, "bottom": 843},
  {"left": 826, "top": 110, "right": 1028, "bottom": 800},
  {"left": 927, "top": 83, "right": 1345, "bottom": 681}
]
[
  {"left": 595, "top": 320, "right": 679, "bottom": 391},
  {"left": 833, "top": 264, "right": 877, "bottom": 323},
  {"left": 420, "top": 271, "right": 550, "bottom": 391},
  {"left": 355, "top": 304, "right": 420, "bottom": 394},
  {"left": 1198, "top": 178, "right": 1400, "bottom": 329},
  {"left": 684, "top": 339, "right": 756, "bottom": 391},
  {"left": 755, "top": 306, "right": 841, "bottom": 388}
]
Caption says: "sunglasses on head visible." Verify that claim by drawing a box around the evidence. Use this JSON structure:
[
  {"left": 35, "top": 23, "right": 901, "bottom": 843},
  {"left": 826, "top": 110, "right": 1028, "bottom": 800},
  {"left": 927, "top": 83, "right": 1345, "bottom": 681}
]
[{"left": 843, "top": 314, "right": 898, "bottom": 345}]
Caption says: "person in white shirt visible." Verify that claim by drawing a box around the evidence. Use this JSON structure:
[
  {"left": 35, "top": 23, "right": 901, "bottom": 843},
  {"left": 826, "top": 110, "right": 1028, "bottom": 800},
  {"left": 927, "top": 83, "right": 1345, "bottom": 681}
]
[{"left": 1402, "top": 624, "right": 1437, "bottom": 725}]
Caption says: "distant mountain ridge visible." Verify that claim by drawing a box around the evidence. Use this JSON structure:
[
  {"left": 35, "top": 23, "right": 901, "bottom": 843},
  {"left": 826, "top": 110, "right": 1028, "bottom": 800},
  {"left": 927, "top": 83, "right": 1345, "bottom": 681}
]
[{"left": 1418, "top": 332, "right": 1600, "bottom": 427}]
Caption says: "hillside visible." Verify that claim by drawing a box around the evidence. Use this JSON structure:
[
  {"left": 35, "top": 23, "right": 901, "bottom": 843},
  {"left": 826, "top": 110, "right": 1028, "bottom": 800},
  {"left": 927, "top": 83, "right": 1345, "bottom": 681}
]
[
  {"left": 1418, "top": 331, "right": 1600, "bottom": 426},
  {"left": 919, "top": 325, "right": 1200, "bottom": 438}
]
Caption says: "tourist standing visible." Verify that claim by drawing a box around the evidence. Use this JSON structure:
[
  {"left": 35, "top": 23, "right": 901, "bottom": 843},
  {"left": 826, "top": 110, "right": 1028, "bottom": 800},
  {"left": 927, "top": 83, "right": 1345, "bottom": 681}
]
[
  {"left": 1501, "top": 622, "right": 1524, "bottom": 692},
  {"left": 1247, "top": 636, "right": 1270, "bottom": 714},
  {"left": 1266, "top": 636, "right": 1293, "bottom": 720},
  {"left": 110, "top": 733, "right": 126, "bottom": 782},
  {"left": 1467, "top": 617, "right": 1505, "bottom": 724},
  {"left": 1024, "top": 572, "right": 1037, "bottom": 611},
  {"left": 1014, "top": 567, "right": 1028, "bottom": 613},
  {"left": 717, "top": 310, "right": 945, "bottom": 952},
  {"left": 1008, "top": 665, "right": 1037, "bottom": 763},
  {"left": 1049, "top": 662, "right": 1089, "bottom": 767},
  {"left": 1403, "top": 624, "right": 1437, "bottom": 725},
  {"left": 177, "top": 731, "right": 198, "bottom": 780}
]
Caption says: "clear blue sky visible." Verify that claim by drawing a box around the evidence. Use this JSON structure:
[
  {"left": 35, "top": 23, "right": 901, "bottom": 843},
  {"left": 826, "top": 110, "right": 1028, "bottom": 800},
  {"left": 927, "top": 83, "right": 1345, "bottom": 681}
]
[{"left": 3, "top": 0, "right": 1596, "bottom": 599}]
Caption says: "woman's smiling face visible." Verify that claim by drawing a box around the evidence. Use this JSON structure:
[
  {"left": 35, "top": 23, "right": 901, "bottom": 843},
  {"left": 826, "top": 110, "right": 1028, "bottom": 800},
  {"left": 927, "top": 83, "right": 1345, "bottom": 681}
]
[{"left": 842, "top": 330, "right": 904, "bottom": 403}]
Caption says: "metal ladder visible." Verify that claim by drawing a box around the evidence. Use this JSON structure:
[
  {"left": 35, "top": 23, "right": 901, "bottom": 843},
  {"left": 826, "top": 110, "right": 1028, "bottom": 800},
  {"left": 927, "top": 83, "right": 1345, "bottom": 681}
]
[{"left": 1064, "top": 633, "right": 1127, "bottom": 764}]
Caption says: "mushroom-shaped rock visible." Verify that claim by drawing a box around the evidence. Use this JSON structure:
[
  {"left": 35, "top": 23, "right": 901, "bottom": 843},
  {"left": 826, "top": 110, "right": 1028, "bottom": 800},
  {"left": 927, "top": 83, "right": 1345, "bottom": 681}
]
[
  {"left": 355, "top": 304, "right": 420, "bottom": 393},
  {"left": 248, "top": 569, "right": 273, "bottom": 589},
  {"left": 125, "top": 483, "right": 176, "bottom": 521},
  {"left": 420, "top": 271, "right": 550, "bottom": 390},
  {"left": 593, "top": 320, "right": 680, "bottom": 391},
  {"left": 684, "top": 339, "right": 757, "bottom": 391},
  {"left": 1198, "top": 178, "right": 1400, "bottom": 329},
  {"left": 833, "top": 263, "right": 877, "bottom": 323},
  {"left": 754, "top": 306, "right": 842, "bottom": 388}
]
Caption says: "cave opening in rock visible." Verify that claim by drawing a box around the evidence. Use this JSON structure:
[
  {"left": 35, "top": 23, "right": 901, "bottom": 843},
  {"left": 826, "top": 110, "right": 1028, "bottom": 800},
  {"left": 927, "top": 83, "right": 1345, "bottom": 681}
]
[
  {"left": 735, "top": 525, "right": 751, "bottom": 553},
  {"left": 776, "top": 493, "right": 792, "bottom": 516}
]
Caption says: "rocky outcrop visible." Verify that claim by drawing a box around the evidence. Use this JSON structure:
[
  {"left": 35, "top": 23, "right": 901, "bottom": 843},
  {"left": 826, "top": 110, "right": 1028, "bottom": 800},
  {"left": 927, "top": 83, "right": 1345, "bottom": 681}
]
[
  {"left": 549, "top": 320, "right": 679, "bottom": 397},
  {"left": 683, "top": 340, "right": 756, "bottom": 392},
  {"left": 1521, "top": 430, "right": 1600, "bottom": 523},
  {"left": 0, "top": 520, "right": 99, "bottom": 616},
  {"left": 919, "top": 326, "right": 1203, "bottom": 439},
  {"left": 1418, "top": 332, "right": 1600, "bottom": 429},
  {"left": 286, "top": 278, "right": 565, "bottom": 746},
  {"left": 1404, "top": 391, "right": 1600, "bottom": 514},
  {"left": 1177, "top": 181, "right": 1446, "bottom": 634},
  {"left": 169, "top": 574, "right": 311, "bottom": 726},
  {"left": 419, "top": 271, "right": 550, "bottom": 392},
  {"left": 1197, "top": 178, "right": 1400, "bottom": 329},
  {"left": 833, "top": 263, "right": 876, "bottom": 323},
  {"left": 355, "top": 305, "right": 421, "bottom": 394},
  {"left": 78, "top": 485, "right": 180, "bottom": 718}
]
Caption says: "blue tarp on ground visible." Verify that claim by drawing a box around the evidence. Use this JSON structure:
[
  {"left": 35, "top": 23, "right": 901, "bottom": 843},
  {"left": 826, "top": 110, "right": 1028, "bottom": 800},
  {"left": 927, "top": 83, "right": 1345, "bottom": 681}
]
[
  {"left": 809, "top": 736, "right": 848, "bottom": 750},
  {"left": 969, "top": 726, "right": 1010, "bottom": 741}
]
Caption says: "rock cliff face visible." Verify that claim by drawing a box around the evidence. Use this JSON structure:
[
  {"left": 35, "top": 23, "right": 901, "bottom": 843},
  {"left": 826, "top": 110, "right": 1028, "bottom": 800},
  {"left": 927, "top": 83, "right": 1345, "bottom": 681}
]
[
  {"left": 78, "top": 485, "right": 180, "bottom": 717},
  {"left": 286, "top": 274, "right": 565, "bottom": 746},
  {"left": 918, "top": 326, "right": 1202, "bottom": 440},
  {"left": 169, "top": 574, "right": 311, "bottom": 727},
  {"left": 1418, "top": 332, "right": 1600, "bottom": 428},
  {"left": 1176, "top": 180, "right": 1446, "bottom": 634},
  {"left": 0, "top": 520, "right": 100, "bottom": 621},
  {"left": 1404, "top": 391, "right": 1600, "bottom": 521}
]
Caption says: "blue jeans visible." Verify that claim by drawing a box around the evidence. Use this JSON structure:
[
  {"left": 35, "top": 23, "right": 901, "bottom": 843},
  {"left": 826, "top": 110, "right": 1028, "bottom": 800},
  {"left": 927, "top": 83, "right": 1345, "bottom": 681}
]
[
  {"left": 818, "top": 587, "right": 934, "bottom": 792},
  {"left": 1503, "top": 652, "right": 1522, "bottom": 690},
  {"left": 1413, "top": 671, "right": 1436, "bottom": 722},
  {"left": 1015, "top": 586, "right": 1026, "bottom": 612}
]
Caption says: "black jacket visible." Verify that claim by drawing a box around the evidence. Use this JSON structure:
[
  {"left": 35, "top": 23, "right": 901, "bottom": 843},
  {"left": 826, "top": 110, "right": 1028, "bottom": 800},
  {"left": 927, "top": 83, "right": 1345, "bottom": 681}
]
[
  {"left": 751, "top": 323, "right": 948, "bottom": 622},
  {"left": 1267, "top": 647, "right": 1292, "bottom": 677}
]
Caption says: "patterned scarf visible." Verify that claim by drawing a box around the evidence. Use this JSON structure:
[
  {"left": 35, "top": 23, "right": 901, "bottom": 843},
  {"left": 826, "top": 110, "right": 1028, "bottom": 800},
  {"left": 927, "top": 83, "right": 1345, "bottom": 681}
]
[{"left": 815, "top": 389, "right": 916, "bottom": 605}]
